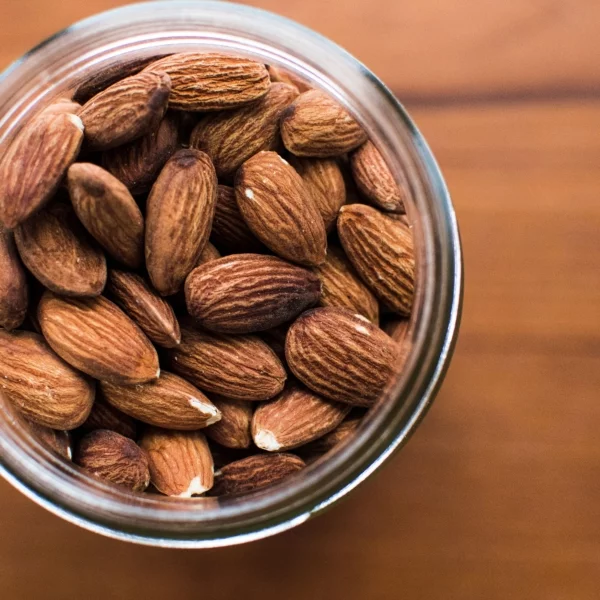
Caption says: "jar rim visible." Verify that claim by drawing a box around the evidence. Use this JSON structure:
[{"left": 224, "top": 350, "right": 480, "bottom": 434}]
[{"left": 0, "top": 0, "right": 462, "bottom": 547}]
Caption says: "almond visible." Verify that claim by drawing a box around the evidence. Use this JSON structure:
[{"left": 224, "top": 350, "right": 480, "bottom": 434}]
[
  {"left": 252, "top": 383, "right": 349, "bottom": 451},
  {"left": 204, "top": 396, "right": 253, "bottom": 449},
  {"left": 210, "top": 185, "right": 266, "bottom": 254},
  {"left": 67, "top": 163, "right": 144, "bottom": 268},
  {"left": 267, "top": 65, "right": 312, "bottom": 92},
  {"left": 78, "top": 70, "right": 171, "bottom": 150},
  {"left": 107, "top": 269, "right": 180, "bottom": 348},
  {"left": 38, "top": 291, "right": 160, "bottom": 385},
  {"left": 195, "top": 241, "right": 221, "bottom": 266},
  {"left": 338, "top": 204, "right": 414, "bottom": 316},
  {"left": 41, "top": 99, "right": 81, "bottom": 116},
  {"left": 289, "top": 156, "right": 346, "bottom": 231},
  {"left": 285, "top": 307, "right": 400, "bottom": 406},
  {"left": 0, "top": 112, "right": 84, "bottom": 229},
  {"left": 0, "top": 228, "right": 28, "bottom": 330},
  {"left": 383, "top": 318, "right": 409, "bottom": 344},
  {"left": 102, "top": 112, "right": 179, "bottom": 194},
  {"left": 74, "top": 429, "right": 150, "bottom": 492},
  {"left": 190, "top": 82, "right": 298, "bottom": 177},
  {"left": 260, "top": 322, "right": 290, "bottom": 364},
  {"left": 185, "top": 254, "right": 321, "bottom": 334},
  {"left": 235, "top": 151, "right": 327, "bottom": 266},
  {"left": 145, "top": 149, "right": 217, "bottom": 295},
  {"left": 25, "top": 419, "right": 72, "bottom": 459},
  {"left": 211, "top": 453, "right": 305, "bottom": 496},
  {"left": 350, "top": 140, "right": 407, "bottom": 212},
  {"left": 281, "top": 90, "right": 367, "bottom": 157},
  {"left": 140, "top": 428, "right": 213, "bottom": 497},
  {"left": 299, "top": 415, "right": 362, "bottom": 455},
  {"left": 313, "top": 245, "right": 379, "bottom": 323},
  {"left": 79, "top": 399, "right": 138, "bottom": 439},
  {"left": 14, "top": 203, "right": 107, "bottom": 297},
  {"left": 100, "top": 372, "right": 220, "bottom": 430},
  {"left": 167, "top": 325, "right": 286, "bottom": 401},
  {"left": 0, "top": 330, "right": 95, "bottom": 429},
  {"left": 144, "top": 53, "right": 270, "bottom": 111}
]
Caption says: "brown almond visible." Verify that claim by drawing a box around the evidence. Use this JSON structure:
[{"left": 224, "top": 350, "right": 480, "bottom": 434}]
[
  {"left": 350, "top": 140, "right": 407, "bottom": 212},
  {"left": 167, "top": 325, "right": 286, "bottom": 401},
  {"left": 145, "top": 52, "right": 270, "bottom": 111},
  {"left": 79, "top": 70, "right": 171, "bottom": 150},
  {"left": 313, "top": 245, "right": 379, "bottom": 323},
  {"left": 67, "top": 163, "right": 144, "bottom": 268},
  {"left": 14, "top": 203, "right": 107, "bottom": 297},
  {"left": 285, "top": 307, "right": 400, "bottom": 406},
  {"left": 190, "top": 82, "right": 298, "bottom": 177},
  {"left": 205, "top": 396, "right": 253, "bottom": 449},
  {"left": 195, "top": 241, "right": 221, "bottom": 266},
  {"left": 252, "top": 384, "right": 350, "bottom": 451},
  {"left": 300, "top": 415, "right": 362, "bottom": 455},
  {"left": 0, "top": 112, "right": 84, "bottom": 229},
  {"left": 25, "top": 419, "right": 72, "bottom": 459},
  {"left": 235, "top": 151, "right": 327, "bottom": 266},
  {"left": 140, "top": 428, "right": 214, "bottom": 497},
  {"left": 383, "top": 318, "right": 410, "bottom": 344},
  {"left": 74, "top": 429, "right": 150, "bottom": 492},
  {"left": 41, "top": 99, "right": 81, "bottom": 116},
  {"left": 145, "top": 149, "right": 217, "bottom": 295},
  {"left": 100, "top": 372, "right": 220, "bottom": 430},
  {"left": 260, "top": 322, "right": 290, "bottom": 364},
  {"left": 210, "top": 185, "right": 266, "bottom": 254},
  {"left": 107, "top": 269, "right": 180, "bottom": 348},
  {"left": 38, "top": 291, "right": 160, "bottom": 385},
  {"left": 0, "top": 228, "right": 28, "bottom": 330},
  {"left": 289, "top": 156, "right": 346, "bottom": 231},
  {"left": 211, "top": 453, "right": 305, "bottom": 496},
  {"left": 102, "top": 112, "right": 179, "bottom": 194},
  {"left": 338, "top": 203, "right": 414, "bottom": 316},
  {"left": 0, "top": 330, "right": 95, "bottom": 429},
  {"left": 267, "top": 65, "right": 312, "bottom": 92},
  {"left": 185, "top": 254, "right": 321, "bottom": 334},
  {"left": 281, "top": 90, "right": 367, "bottom": 157},
  {"left": 79, "top": 399, "right": 138, "bottom": 439}
]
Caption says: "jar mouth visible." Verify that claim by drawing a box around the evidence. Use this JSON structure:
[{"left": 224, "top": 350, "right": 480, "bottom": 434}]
[{"left": 0, "top": 1, "right": 463, "bottom": 547}]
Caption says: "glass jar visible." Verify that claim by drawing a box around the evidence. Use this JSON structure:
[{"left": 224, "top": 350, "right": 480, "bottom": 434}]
[{"left": 0, "top": 0, "right": 462, "bottom": 547}]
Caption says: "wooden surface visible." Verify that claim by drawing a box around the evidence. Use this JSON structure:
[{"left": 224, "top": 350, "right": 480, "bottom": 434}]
[{"left": 1, "top": 1, "right": 600, "bottom": 598}]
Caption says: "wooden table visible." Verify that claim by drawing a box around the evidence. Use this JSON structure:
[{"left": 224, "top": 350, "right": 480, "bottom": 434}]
[{"left": 1, "top": 1, "right": 599, "bottom": 598}]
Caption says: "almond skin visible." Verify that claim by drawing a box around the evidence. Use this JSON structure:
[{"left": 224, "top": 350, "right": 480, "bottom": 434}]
[
  {"left": 107, "top": 269, "right": 180, "bottom": 348},
  {"left": 15, "top": 203, "right": 106, "bottom": 297},
  {"left": 79, "top": 399, "right": 138, "bottom": 439},
  {"left": 100, "top": 372, "right": 220, "bottom": 430},
  {"left": 205, "top": 396, "right": 253, "bottom": 449},
  {"left": 383, "top": 318, "right": 410, "bottom": 344},
  {"left": 252, "top": 384, "right": 350, "bottom": 452},
  {"left": 0, "top": 228, "right": 28, "bottom": 330},
  {"left": 281, "top": 90, "right": 367, "bottom": 157},
  {"left": 0, "top": 112, "right": 84, "bottom": 229},
  {"left": 140, "top": 427, "right": 214, "bottom": 497},
  {"left": 285, "top": 307, "right": 400, "bottom": 406},
  {"left": 289, "top": 157, "right": 346, "bottom": 231},
  {"left": 195, "top": 241, "right": 221, "bottom": 266},
  {"left": 267, "top": 65, "right": 312, "bottom": 92},
  {"left": 235, "top": 151, "right": 327, "bottom": 266},
  {"left": 67, "top": 163, "right": 144, "bottom": 269},
  {"left": 300, "top": 415, "right": 362, "bottom": 456},
  {"left": 167, "top": 325, "right": 286, "bottom": 401},
  {"left": 211, "top": 453, "right": 305, "bottom": 496},
  {"left": 190, "top": 82, "right": 298, "bottom": 177},
  {"left": 79, "top": 70, "right": 171, "bottom": 150},
  {"left": 40, "top": 99, "right": 81, "bottom": 116},
  {"left": 313, "top": 245, "right": 379, "bottom": 323},
  {"left": 38, "top": 291, "right": 160, "bottom": 385},
  {"left": 350, "top": 140, "right": 407, "bottom": 212},
  {"left": 211, "top": 185, "right": 266, "bottom": 254},
  {"left": 102, "top": 112, "right": 179, "bottom": 194},
  {"left": 185, "top": 254, "right": 321, "bottom": 334},
  {"left": 145, "top": 149, "right": 217, "bottom": 296},
  {"left": 74, "top": 429, "right": 150, "bottom": 492},
  {"left": 144, "top": 53, "right": 270, "bottom": 111},
  {"left": 338, "top": 204, "right": 415, "bottom": 316},
  {"left": 25, "top": 419, "right": 72, "bottom": 459},
  {"left": 0, "top": 330, "right": 95, "bottom": 429}
]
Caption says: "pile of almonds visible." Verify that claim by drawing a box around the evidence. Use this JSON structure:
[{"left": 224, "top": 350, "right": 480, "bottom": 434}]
[{"left": 0, "top": 53, "right": 414, "bottom": 498}]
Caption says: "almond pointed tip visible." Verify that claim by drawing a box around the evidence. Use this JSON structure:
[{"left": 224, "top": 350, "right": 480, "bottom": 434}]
[{"left": 254, "top": 429, "right": 282, "bottom": 452}]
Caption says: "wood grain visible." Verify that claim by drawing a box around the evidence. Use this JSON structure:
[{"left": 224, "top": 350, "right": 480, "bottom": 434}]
[{"left": 1, "top": 1, "right": 600, "bottom": 599}]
